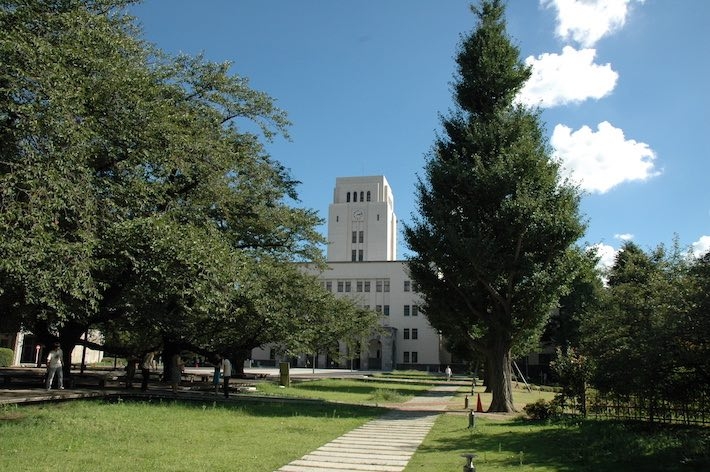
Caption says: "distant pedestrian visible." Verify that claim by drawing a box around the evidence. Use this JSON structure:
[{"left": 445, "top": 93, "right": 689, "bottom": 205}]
[
  {"left": 140, "top": 351, "right": 155, "bottom": 391},
  {"left": 445, "top": 365, "right": 452, "bottom": 381},
  {"left": 213, "top": 355, "right": 222, "bottom": 395},
  {"left": 46, "top": 343, "right": 64, "bottom": 391},
  {"left": 221, "top": 356, "right": 232, "bottom": 398},
  {"left": 170, "top": 353, "right": 184, "bottom": 394}
]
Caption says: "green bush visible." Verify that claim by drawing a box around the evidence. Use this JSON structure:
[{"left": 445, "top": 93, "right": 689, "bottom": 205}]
[
  {"left": 0, "top": 348, "right": 14, "bottom": 367},
  {"left": 523, "top": 398, "right": 562, "bottom": 420}
]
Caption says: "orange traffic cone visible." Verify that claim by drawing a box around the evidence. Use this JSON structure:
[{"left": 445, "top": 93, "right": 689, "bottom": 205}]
[{"left": 476, "top": 393, "right": 484, "bottom": 412}]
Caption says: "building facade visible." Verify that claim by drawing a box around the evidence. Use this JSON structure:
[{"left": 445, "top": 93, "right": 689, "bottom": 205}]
[{"left": 252, "top": 176, "right": 445, "bottom": 371}]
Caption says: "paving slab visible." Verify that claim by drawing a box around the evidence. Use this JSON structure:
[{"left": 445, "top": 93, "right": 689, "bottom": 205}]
[{"left": 275, "top": 385, "right": 458, "bottom": 472}]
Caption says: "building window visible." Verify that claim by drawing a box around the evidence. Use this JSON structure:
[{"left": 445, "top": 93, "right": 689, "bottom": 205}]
[
  {"left": 356, "top": 281, "right": 363, "bottom": 292},
  {"left": 383, "top": 305, "right": 390, "bottom": 316},
  {"left": 411, "top": 352, "right": 418, "bottom": 363},
  {"left": 337, "top": 281, "right": 344, "bottom": 292},
  {"left": 358, "top": 250, "right": 363, "bottom": 261},
  {"left": 345, "top": 281, "right": 351, "bottom": 292},
  {"left": 377, "top": 214, "right": 380, "bottom": 221},
  {"left": 383, "top": 280, "right": 390, "bottom": 292},
  {"left": 353, "top": 191, "right": 357, "bottom": 202},
  {"left": 367, "top": 191, "right": 371, "bottom": 202},
  {"left": 346, "top": 192, "right": 350, "bottom": 202},
  {"left": 375, "top": 305, "right": 382, "bottom": 314},
  {"left": 412, "top": 282, "right": 419, "bottom": 292},
  {"left": 358, "top": 230, "right": 364, "bottom": 243},
  {"left": 336, "top": 215, "right": 339, "bottom": 222},
  {"left": 326, "top": 281, "right": 332, "bottom": 292},
  {"left": 403, "top": 305, "right": 410, "bottom": 316},
  {"left": 404, "top": 281, "right": 411, "bottom": 292},
  {"left": 403, "top": 329, "right": 410, "bottom": 340},
  {"left": 403, "top": 351, "right": 410, "bottom": 363},
  {"left": 360, "top": 191, "right": 364, "bottom": 202},
  {"left": 352, "top": 231, "right": 357, "bottom": 243},
  {"left": 376, "top": 280, "right": 383, "bottom": 292},
  {"left": 364, "top": 281, "right": 371, "bottom": 292},
  {"left": 412, "top": 328, "right": 418, "bottom": 340},
  {"left": 412, "top": 305, "right": 419, "bottom": 316},
  {"left": 351, "top": 250, "right": 356, "bottom": 262}
]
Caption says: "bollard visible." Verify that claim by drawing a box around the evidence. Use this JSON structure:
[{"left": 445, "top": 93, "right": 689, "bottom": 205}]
[
  {"left": 468, "top": 409, "right": 475, "bottom": 428},
  {"left": 464, "top": 395, "right": 469, "bottom": 409},
  {"left": 461, "top": 453, "right": 477, "bottom": 472}
]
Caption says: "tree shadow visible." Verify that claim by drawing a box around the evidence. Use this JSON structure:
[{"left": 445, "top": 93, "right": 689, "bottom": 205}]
[{"left": 415, "top": 417, "right": 710, "bottom": 471}]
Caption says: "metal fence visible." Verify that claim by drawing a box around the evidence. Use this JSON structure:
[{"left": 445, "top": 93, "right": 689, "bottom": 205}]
[{"left": 563, "top": 392, "right": 710, "bottom": 426}]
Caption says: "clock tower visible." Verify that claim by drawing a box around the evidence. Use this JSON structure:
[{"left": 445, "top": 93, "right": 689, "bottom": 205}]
[{"left": 326, "top": 176, "right": 397, "bottom": 262}]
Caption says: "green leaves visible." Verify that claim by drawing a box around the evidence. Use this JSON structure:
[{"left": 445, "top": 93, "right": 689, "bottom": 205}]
[{"left": 1, "top": 0, "right": 331, "bottom": 360}]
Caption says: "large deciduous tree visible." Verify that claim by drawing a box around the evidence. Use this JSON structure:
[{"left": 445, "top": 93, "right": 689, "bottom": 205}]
[
  {"left": 1, "top": 0, "right": 336, "bottom": 373},
  {"left": 404, "top": 0, "right": 584, "bottom": 412}
]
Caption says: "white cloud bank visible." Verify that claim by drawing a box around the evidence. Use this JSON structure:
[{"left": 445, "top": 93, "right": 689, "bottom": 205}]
[
  {"left": 542, "top": 0, "right": 643, "bottom": 47},
  {"left": 551, "top": 121, "right": 659, "bottom": 193},
  {"left": 692, "top": 236, "right": 710, "bottom": 258},
  {"left": 519, "top": 46, "right": 618, "bottom": 108},
  {"left": 589, "top": 243, "right": 617, "bottom": 273},
  {"left": 614, "top": 233, "right": 634, "bottom": 241}
]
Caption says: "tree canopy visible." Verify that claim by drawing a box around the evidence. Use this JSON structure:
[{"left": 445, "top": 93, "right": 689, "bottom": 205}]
[
  {"left": 0, "top": 0, "right": 373, "bottom": 370},
  {"left": 404, "top": 0, "right": 585, "bottom": 412}
]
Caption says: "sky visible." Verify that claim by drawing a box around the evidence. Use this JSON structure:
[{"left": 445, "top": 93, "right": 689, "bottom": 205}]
[{"left": 131, "top": 0, "right": 710, "bottom": 267}]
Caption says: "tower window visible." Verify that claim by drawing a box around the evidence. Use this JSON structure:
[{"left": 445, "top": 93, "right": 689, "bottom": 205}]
[
  {"left": 358, "top": 231, "right": 364, "bottom": 243},
  {"left": 353, "top": 192, "right": 358, "bottom": 202},
  {"left": 351, "top": 250, "right": 356, "bottom": 262},
  {"left": 346, "top": 192, "right": 350, "bottom": 202},
  {"left": 384, "top": 305, "right": 390, "bottom": 316},
  {"left": 358, "top": 250, "right": 363, "bottom": 261},
  {"left": 352, "top": 231, "right": 357, "bottom": 243},
  {"left": 367, "top": 191, "right": 371, "bottom": 202},
  {"left": 360, "top": 191, "right": 364, "bottom": 201}
]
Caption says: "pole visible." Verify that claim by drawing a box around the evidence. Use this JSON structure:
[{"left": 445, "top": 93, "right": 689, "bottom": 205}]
[{"left": 512, "top": 361, "right": 532, "bottom": 392}]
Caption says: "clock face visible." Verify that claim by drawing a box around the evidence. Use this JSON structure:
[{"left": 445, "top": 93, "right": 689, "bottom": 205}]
[{"left": 352, "top": 209, "right": 364, "bottom": 221}]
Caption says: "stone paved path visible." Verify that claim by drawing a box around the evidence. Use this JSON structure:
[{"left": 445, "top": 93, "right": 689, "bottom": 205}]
[{"left": 276, "top": 384, "right": 459, "bottom": 472}]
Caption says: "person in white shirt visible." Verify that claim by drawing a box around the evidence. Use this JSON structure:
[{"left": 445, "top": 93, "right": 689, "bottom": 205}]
[
  {"left": 46, "top": 343, "right": 64, "bottom": 390},
  {"left": 220, "top": 356, "right": 232, "bottom": 398}
]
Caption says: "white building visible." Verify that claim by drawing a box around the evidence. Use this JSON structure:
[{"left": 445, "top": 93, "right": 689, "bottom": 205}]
[{"left": 252, "top": 176, "right": 445, "bottom": 371}]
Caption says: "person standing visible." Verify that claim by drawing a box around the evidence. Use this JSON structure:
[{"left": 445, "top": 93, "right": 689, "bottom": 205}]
[
  {"left": 445, "top": 365, "right": 452, "bottom": 381},
  {"left": 221, "top": 356, "right": 232, "bottom": 398},
  {"left": 46, "top": 343, "right": 64, "bottom": 391},
  {"left": 170, "top": 353, "right": 184, "bottom": 394},
  {"left": 140, "top": 351, "right": 155, "bottom": 392},
  {"left": 212, "top": 355, "right": 222, "bottom": 395}
]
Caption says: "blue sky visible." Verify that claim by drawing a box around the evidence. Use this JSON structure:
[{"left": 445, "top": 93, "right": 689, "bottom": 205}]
[{"left": 131, "top": 0, "right": 710, "bottom": 266}]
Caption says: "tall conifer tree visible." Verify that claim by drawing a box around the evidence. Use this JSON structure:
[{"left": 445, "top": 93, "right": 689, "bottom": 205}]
[{"left": 405, "top": 0, "right": 584, "bottom": 412}]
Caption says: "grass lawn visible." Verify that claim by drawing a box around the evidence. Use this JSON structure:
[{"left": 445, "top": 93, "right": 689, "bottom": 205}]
[
  {"left": 253, "top": 378, "right": 431, "bottom": 404},
  {"left": 406, "top": 414, "right": 710, "bottom": 471},
  {"left": 0, "top": 399, "right": 382, "bottom": 472}
]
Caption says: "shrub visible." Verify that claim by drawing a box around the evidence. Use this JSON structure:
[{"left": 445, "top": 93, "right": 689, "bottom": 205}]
[
  {"left": 0, "top": 348, "right": 14, "bottom": 367},
  {"left": 523, "top": 398, "right": 562, "bottom": 421}
]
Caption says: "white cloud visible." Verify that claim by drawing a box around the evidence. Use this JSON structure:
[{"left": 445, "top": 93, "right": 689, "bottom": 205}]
[
  {"left": 614, "top": 233, "right": 634, "bottom": 241},
  {"left": 691, "top": 236, "right": 710, "bottom": 258},
  {"left": 542, "top": 0, "right": 643, "bottom": 47},
  {"left": 551, "top": 121, "right": 659, "bottom": 193},
  {"left": 589, "top": 243, "right": 617, "bottom": 272},
  {"left": 518, "top": 46, "right": 618, "bottom": 108}
]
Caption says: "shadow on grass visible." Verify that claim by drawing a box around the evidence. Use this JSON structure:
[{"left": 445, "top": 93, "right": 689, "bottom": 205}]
[
  {"left": 288, "top": 381, "right": 426, "bottom": 397},
  {"left": 416, "top": 416, "right": 710, "bottom": 472},
  {"left": 102, "top": 395, "right": 388, "bottom": 420}
]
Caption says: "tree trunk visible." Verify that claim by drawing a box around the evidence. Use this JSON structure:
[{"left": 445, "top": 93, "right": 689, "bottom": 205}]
[{"left": 487, "top": 338, "right": 516, "bottom": 412}]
